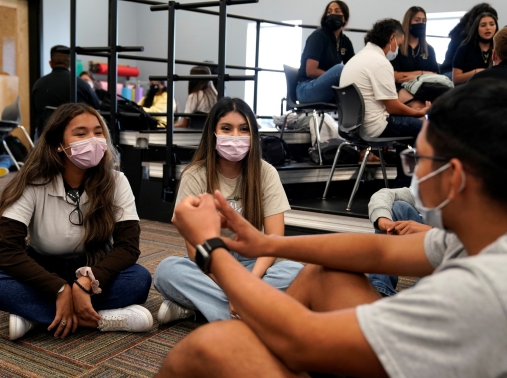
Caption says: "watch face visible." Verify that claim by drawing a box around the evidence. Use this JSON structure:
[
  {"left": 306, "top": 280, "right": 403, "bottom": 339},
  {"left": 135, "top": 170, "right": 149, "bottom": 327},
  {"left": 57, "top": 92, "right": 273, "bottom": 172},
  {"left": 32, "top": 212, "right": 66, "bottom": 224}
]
[{"left": 195, "top": 245, "right": 210, "bottom": 273}]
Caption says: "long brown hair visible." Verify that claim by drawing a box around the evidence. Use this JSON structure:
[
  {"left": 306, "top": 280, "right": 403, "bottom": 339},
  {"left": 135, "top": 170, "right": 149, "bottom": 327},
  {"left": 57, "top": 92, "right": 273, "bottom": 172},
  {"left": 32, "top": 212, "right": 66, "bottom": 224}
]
[
  {"left": 0, "top": 103, "right": 121, "bottom": 264},
  {"left": 188, "top": 66, "right": 217, "bottom": 110},
  {"left": 180, "top": 97, "right": 264, "bottom": 230},
  {"left": 400, "top": 6, "right": 429, "bottom": 58}
]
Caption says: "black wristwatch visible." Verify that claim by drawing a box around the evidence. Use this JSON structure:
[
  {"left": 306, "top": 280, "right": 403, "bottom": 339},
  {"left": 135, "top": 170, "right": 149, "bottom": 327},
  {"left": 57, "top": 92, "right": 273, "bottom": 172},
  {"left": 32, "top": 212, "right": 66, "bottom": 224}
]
[{"left": 195, "top": 238, "right": 229, "bottom": 274}]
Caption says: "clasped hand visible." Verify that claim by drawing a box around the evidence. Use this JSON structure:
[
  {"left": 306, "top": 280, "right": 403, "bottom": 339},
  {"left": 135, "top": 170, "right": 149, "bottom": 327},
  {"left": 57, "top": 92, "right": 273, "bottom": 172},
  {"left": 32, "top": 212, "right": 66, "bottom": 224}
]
[{"left": 172, "top": 190, "right": 271, "bottom": 262}]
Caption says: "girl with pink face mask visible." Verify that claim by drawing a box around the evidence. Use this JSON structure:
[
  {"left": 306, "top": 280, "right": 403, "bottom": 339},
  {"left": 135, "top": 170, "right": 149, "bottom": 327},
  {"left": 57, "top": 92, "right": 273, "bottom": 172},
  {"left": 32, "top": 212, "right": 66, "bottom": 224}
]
[
  {"left": 154, "top": 97, "right": 303, "bottom": 323},
  {"left": 0, "top": 103, "right": 153, "bottom": 341}
]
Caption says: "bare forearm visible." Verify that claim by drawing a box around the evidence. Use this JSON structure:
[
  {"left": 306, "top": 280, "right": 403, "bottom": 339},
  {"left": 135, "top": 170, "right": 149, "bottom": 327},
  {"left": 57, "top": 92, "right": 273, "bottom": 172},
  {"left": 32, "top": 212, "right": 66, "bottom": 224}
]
[
  {"left": 453, "top": 70, "right": 476, "bottom": 84},
  {"left": 262, "top": 232, "right": 432, "bottom": 276},
  {"left": 251, "top": 257, "right": 276, "bottom": 278},
  {"left": 385, "top": 99, "right": 425, "bottom": 117}
]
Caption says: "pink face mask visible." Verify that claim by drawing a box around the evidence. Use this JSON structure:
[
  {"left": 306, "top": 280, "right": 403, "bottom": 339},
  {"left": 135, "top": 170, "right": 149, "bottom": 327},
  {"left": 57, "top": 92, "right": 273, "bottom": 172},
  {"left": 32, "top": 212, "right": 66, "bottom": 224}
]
[
  {"left": 215, "top": 134, "right": 251, "bottom": 162},
  {"left": 61, "top": 137, "right": 108, "bottom": 169}
]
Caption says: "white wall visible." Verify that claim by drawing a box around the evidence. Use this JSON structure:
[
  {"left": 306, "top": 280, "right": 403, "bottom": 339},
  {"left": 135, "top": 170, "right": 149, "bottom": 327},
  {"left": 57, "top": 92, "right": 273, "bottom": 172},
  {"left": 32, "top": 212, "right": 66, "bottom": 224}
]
[{"left": 43, "top": 0, "right": 507, "bottom": 109}]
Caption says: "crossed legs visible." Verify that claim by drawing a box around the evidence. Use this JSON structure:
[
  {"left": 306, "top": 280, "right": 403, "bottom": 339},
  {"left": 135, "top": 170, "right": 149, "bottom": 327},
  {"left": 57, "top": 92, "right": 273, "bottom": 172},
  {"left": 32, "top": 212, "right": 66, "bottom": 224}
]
[{"left": 157, "top": 265, "right": 382, "bottom": 377}]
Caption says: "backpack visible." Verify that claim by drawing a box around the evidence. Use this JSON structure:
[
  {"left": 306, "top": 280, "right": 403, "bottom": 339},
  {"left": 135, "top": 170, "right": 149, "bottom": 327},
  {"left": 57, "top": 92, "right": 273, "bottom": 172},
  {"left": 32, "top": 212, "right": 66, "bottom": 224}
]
[
  {"left": 309, "top": 138, "right": 359, "bottom": 165},
  {"left": 260, "top": 135, "right": 291, "bottom": 166},
  {"left": 0, "top": 135, "right": 28, "bottom": 163},
  {"left": 100, "top": 95, "right": 159, "bottom": 131}
]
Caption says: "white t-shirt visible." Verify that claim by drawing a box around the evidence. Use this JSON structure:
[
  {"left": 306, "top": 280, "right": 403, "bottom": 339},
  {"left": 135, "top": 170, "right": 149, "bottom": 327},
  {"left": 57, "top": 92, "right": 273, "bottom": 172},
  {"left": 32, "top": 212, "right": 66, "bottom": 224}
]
[
  {"left": 357, "top": 229, "right": 507, "bottom": 378},
  {"left": 3, "top": 171, "right": 139, "bottom": 257},
  {"left": 175, "top": 160, "right": 290, "bottom": 236},
  {"left": 340, "top": 43, "right": 398, "bottom": 138},
  {"left": 183, "top": 85, "right": 218, "bottom": 115}
]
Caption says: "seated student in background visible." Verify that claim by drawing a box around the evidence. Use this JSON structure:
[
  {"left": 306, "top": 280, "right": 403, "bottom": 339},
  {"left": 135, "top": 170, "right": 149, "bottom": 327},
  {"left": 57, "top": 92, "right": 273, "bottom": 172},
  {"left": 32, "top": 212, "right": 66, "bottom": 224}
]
[
  {"left": 154, "top": 98, "right": 303, "bottom": 324},
  {"left": 469, "top": 27, "right": 507, "bottom": 83},
  {"left": 159, "top": 79, "right": 507, "bottom": 378},
  {"left": 174, "top": 66, "right": 218, "bottom": 128},
  {"left": 296, "top": 1, "right": 354, "bottom": 103},
  {"left": 440, "top": 3, "right": 498, "bottom": 79},
  {"left": 368, "top": 186, "right": 432, "bottom": 297},
  {"left": 0, "top": 154, "right": 13, "bottom": 178},
  {"left": 0, "top": 103, "right": 153, "bottom": 341},
  {"left": 340, "top": 18, "right": 428, "bottom": 141},
  {"left": 138, "top": 80, "right": 178, "bottom": 127},
  {"left": 391, "top": 6, "right": 440, "bottom": 105},
  {"left": 452, "top": 12, "right": 498, "bottom": 84}
]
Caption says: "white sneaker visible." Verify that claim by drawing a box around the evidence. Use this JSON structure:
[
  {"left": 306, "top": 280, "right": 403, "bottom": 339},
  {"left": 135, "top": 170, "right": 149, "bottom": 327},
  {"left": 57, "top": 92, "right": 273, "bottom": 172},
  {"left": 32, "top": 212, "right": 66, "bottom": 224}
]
[
  {"left": 157, "top": 300, "right": 195, "bottom": 325},
  {"left": 0, "top": 167, "right": 8, "bottom": 178},
  {"left": 97, "top": 305, "right": 153, "bottom": 332},
  {"left": 9, "top": 314, "right": 36, "bottom": 340}
]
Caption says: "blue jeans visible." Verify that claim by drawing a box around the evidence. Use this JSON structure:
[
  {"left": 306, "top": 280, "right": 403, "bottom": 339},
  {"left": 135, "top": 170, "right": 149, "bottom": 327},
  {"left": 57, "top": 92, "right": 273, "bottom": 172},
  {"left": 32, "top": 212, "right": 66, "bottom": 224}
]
[
  {"left": 368, "top": 201, "right": 423, "bottom": 297},
  {"left": 296, "top": 64, "right": 344, "bottom": 103},
  {"left": 0, "top": 254, "right": 152, "bottom": 324},
  {"left": 380, "top": 115, "right": 423, "bottom": 139},
  {"left": 154, "top": 253, "right": 303, "bottom": 322},
  {"left": 0, "top": 154, "right": 13, "bottom": 169},
  {"left": 442, "top": 71, "right": 452, "bottom": 80}
]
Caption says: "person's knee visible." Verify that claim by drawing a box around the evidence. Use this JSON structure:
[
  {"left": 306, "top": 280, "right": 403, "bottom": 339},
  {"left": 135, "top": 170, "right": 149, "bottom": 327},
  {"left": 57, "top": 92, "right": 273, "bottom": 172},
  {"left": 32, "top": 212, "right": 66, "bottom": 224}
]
[
  {"left": 154, "top": 257, "right": 184, "bottom": 290},
  {"left": 160, "top": 322, "right": 242, "bottom": 377},
  {"left": 392, "top": 200, "right": 420, "bottom": 222}
]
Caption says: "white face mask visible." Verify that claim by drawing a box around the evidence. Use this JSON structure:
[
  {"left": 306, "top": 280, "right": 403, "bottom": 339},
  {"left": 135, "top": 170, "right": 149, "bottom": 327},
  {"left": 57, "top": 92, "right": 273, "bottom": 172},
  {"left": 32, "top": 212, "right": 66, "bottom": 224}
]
[
  {"left": 87, "top": 81, "right": 94, "bottom": 90},
  {"left": 386, "top": 39, "right": 399, "bottom": 61},
  {"left": 410, "top": 163, "right": 466, "bottom": 229}
]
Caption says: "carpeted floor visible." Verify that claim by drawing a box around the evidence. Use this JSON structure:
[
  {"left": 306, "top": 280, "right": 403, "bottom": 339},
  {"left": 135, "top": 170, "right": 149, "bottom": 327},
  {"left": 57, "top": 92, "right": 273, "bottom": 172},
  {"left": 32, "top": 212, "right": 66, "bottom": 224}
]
[
  {"left": 0, "top": 172, "right": 417, "bottom": 377},
  {"left": 0, "top": 219, "right": 205, "bottom": 377}
]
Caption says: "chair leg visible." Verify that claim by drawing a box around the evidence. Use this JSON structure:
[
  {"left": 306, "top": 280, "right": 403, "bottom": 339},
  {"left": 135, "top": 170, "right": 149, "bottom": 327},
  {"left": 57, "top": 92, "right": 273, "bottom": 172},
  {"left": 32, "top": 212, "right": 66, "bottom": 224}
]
[
  {"left": 17, "top": 125, "right": 34, "bottom": 148},
  {"left": 378, "top": 148, "right": 389, "bottom": 188},
  {"left": 2, "top": 140, "right": 20, "bottom": 170},
  {"left": 346, "top": 147, "right": 370, "bottom": 211},
  {"left": 323, "top": 141, "right": 350, "bottom": 199},
  {"left": 312, "top": 110, "right": 323, "bottom": 165}
]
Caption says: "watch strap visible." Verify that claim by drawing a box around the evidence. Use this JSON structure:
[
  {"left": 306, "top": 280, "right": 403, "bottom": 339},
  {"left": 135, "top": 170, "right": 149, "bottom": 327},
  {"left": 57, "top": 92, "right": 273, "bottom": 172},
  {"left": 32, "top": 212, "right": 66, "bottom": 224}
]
[{"left": 203, "top": 238, "right": 228, "bottom": 253}]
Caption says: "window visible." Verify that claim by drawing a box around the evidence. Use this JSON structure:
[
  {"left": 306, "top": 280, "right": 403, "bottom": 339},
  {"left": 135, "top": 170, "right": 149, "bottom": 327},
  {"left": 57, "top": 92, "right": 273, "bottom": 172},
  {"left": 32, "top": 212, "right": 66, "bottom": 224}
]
[
  {"left": 426, "top": 11, "right": 465, "bottom": 64},
  {"left": 244, "top": 21, "right": 302, "bottom": 116}
]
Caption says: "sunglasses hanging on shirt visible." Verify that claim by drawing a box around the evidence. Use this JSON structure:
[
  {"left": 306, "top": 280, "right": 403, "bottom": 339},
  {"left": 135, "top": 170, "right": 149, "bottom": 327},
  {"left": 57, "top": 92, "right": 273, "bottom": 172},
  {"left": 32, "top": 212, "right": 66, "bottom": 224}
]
[{"left": 65, "top": 188, "right": 84, "bottom": 226}]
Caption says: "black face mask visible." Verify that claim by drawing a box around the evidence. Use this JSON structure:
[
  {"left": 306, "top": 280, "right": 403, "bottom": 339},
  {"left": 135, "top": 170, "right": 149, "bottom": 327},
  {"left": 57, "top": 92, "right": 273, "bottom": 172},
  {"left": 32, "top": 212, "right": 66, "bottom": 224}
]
[
  {"left": 324, "top": 14, "right": 344, "bottom": 31},
  {"left": 149, "top": 84, "right": 160, "bottom": 93},
  {"left": 410, "top": 23, "right": 426, "bottom": 38}
]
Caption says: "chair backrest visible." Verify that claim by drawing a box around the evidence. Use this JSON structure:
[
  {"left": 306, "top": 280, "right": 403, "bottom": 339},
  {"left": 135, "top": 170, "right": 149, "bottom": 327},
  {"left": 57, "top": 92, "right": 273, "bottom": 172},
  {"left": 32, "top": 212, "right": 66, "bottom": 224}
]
[
  {"left": 283, "top": 65, "right": 299, "bottom": 110},
  {"left": 188, "top": 112, "right": 207, "bottom": 130},
  {"left": 1, "top": 95, "right": 21, "bottom": 124},
  {"left": 332, "top": 84, "right": 365, "bottom": 143}
]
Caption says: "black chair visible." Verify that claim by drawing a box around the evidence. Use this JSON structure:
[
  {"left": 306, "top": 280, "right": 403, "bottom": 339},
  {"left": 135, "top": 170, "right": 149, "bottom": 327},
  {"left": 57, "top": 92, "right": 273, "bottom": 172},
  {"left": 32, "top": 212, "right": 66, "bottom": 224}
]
[
  {"left": 282, "top": 65, "right": 337, "bottom": 165},
  {"left": 0, "top": 95, "right": 33, "bottom": 170},
  {"left": 322, "top": 84, "right": 413, "bottom": 210}
]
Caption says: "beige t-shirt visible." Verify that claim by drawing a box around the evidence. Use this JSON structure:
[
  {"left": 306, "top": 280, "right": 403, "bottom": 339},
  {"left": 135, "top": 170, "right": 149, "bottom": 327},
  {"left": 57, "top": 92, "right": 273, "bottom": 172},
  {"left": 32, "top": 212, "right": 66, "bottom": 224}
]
[
  {"left": 340, "top": 42, "right": 398, "bottom": 138},
  {"left": 3, "top": 171, "right": 139, "bottom": 257},
  {"left": 175, "top": 160, "right": 290, "bottom": 234}
]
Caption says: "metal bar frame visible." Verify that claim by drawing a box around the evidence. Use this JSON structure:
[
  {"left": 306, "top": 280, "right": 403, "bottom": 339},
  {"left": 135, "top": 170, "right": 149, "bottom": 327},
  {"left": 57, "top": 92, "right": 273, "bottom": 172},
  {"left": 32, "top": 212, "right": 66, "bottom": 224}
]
[
  {"left": 163, "top": 0, "right": 177, "bottom": 201},
  {"left": 108, "top": 0, "right": 120, "bottom": 145},
  {"left": 70, "top": 0, "right": 77, "bottom": 102},
  {"left": 217, "top": 0, "right": 227, "bottom": 98}
]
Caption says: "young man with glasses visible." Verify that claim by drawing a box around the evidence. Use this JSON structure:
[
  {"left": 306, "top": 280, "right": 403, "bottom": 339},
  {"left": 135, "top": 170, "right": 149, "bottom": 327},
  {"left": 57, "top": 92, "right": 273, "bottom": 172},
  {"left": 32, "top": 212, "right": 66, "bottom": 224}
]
[{"left": 159, "top": 79, "right": 507, "bottom": 377}]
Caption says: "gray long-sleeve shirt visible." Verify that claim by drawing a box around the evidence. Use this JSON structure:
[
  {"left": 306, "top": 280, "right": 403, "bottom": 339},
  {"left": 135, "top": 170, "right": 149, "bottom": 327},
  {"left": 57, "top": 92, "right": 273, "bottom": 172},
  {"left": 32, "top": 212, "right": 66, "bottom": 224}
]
[{"left": 368, "top": 187, "right": 415, "bottom": 225}]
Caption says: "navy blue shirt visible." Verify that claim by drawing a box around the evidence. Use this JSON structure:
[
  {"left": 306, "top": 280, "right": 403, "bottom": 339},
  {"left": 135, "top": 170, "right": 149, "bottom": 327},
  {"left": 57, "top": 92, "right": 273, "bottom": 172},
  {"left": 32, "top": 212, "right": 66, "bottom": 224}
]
[
  {"left": 391, "top": 43, "right": 439, "bottom": 73},
  {"left": 32, "top": 67, "right": 100, "bottom": 135},
  {"left": 468, "top": 60, "right": 507, "bottom": 83},
  {"left": 296, "top": 28, "right": 354, "bottom": 83},
  {"left": 453, "top": 43, "right": 491, "bottom": 73}
]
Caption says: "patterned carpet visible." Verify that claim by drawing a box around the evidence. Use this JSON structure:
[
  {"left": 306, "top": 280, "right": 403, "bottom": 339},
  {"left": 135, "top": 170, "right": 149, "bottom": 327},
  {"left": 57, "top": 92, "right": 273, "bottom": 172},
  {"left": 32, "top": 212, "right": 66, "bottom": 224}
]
[
  {"left": 0, "top": 173, "right": 417, "bottom": 377},
  {"left": 0, "top": 220, "right": 204, "bottom": 377}
]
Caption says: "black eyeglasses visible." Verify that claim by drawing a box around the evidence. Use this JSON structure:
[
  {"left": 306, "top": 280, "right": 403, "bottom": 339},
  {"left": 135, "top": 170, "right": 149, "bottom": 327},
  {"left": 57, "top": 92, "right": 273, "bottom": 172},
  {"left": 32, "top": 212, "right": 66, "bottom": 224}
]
[
  {"left": 400, "top": 148, "right": 451, "bottom": 176},
  {"left": 65, "top": 189, "right": 83, "bottom": 226}
]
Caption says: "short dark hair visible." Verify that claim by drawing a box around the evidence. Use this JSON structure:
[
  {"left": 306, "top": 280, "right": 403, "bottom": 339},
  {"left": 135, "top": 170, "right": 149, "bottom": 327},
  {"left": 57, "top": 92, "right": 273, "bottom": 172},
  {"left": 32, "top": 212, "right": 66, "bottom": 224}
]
[
  {"left": 50, "top": 45, "right": 70, "bottom": 67},
  {"left": 364, "top": 19, "right": 404, "bottom": 47},
  {"left": 494, "top": 27, "right": 507, "bottom": 61},
  {"left": 320, "top": 1, "right": 350, "bottom": 27},
  {"left": 426, "top": 79, "right": 507, "bottom": 207}
]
